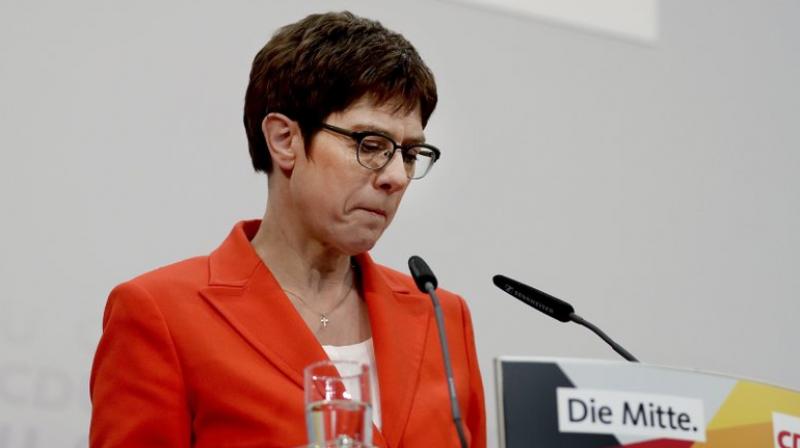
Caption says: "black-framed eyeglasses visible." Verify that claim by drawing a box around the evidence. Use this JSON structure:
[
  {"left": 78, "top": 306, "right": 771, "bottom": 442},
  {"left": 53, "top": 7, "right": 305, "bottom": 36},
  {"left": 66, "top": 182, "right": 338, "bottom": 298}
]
[{"left": 320, "top": 123, "right": 441, "bottom": 180}]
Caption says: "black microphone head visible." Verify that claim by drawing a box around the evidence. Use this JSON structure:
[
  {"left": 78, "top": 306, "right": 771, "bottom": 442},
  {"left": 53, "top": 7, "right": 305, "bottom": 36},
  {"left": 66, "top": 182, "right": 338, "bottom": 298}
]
[
  {"left": 493, "top": 274, "right": 575, "bottom": 322},
  {"left": 408, "top": 255, "right": 438, "bottom": 291}
]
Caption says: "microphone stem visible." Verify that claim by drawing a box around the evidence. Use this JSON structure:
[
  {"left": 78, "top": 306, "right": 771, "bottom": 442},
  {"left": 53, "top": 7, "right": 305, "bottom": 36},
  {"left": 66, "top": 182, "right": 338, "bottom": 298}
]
[
  {"left": 569, "top": 313, "right": 639, "bottom": 363},
  {"left": 425, "top": 282, "right": 469, "bottom": 448}
]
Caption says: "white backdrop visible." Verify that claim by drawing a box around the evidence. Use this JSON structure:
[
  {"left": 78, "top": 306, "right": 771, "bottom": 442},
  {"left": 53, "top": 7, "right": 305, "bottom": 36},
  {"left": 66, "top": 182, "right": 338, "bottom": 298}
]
[{"left": 1, "top": 1, "right": 798, "bottom": 446}]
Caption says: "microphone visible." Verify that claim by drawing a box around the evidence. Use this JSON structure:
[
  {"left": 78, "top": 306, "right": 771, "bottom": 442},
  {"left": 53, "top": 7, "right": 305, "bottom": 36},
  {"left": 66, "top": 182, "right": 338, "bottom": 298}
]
[
  {"left": 408, "top": 256, "right": 438, "bottom": 291},
  {"left": 493, "top": 274, "right": 639, "bottom": 363},
  {"left": 408, "top": 256, "right": 468, "bottom": 448}
]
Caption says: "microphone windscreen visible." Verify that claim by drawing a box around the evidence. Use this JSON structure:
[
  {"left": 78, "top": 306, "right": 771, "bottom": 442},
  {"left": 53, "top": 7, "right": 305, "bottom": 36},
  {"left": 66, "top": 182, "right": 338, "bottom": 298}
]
[
  {"left": 493, "top": 274, "right": 575, "bottom": 322},
  {"left": 408, "top": 255, "right": 438, "bottom": 291}
]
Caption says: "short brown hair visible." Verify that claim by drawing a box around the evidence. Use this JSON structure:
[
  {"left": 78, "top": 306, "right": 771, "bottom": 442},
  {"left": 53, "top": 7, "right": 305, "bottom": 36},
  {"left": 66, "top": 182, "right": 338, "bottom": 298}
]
[{"left": 243, "top": 11, "right": 438, "bottom": 173}]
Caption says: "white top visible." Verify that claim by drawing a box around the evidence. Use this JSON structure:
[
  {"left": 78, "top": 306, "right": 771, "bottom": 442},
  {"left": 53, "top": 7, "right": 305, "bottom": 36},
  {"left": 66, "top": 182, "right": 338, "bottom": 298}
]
[{"left": 322, "top": 338, "right": 382, "bottom": 429}]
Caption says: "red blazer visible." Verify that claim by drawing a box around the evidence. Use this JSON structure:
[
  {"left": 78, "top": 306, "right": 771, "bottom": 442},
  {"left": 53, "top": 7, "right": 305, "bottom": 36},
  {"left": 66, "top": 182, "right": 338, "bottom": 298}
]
[{"left": 90, "top": 220, "right": 486, "bottom": 448}]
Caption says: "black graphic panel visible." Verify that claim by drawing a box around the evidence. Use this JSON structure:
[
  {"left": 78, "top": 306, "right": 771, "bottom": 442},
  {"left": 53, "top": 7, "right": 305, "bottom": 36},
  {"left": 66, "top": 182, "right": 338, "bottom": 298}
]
[{"left": 500, "top": 361, "right": 621, "bottom": 447}]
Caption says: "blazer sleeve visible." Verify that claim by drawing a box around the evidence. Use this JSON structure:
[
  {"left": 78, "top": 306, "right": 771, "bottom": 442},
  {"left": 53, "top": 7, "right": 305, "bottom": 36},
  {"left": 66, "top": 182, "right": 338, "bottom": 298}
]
[
  {"left": 459, "top": 295, "right": 487, "bottom": 448},
  {"left": 89, "top": 281, "right": 191, "bottom": 447}
]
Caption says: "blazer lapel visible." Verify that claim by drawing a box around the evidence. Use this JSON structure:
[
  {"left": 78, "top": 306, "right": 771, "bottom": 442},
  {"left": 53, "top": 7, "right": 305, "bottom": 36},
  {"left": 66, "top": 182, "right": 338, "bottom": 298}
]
[
  {"left": 199, "top": 221, "right": 328, "bottom": 389},
  {"left": 197, "top": 222, "right": 432, "bottom": 446},
  {"left": 357, "top": 253, "right": 432, "bottom": 447}
]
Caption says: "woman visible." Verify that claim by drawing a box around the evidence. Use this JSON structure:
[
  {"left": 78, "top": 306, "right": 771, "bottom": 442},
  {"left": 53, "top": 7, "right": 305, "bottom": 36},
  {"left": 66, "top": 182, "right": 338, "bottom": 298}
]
[{"left": 90, "top": 11, "right": 486, "bottom": 447}]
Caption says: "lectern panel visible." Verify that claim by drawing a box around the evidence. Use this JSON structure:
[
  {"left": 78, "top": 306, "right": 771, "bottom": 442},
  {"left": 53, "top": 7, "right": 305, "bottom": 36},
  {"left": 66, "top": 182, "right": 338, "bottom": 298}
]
[{"left": 495, "top": 357, "right": 800, "bottom": 448}]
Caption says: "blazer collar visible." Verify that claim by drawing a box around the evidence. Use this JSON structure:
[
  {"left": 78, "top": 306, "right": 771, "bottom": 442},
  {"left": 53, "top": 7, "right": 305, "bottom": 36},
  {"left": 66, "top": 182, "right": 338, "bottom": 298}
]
[
  {"left": 207, "top": 220, "right": 263, "bottom": 287},
  {"left": 201, "top": 220, "right": 326, "bottom": 388},
  {"left": 199, "top": 221, "right": 432, "bottom": 447},
  {"left": 359, "top": 251, "right": 432, "bottom": 447}
]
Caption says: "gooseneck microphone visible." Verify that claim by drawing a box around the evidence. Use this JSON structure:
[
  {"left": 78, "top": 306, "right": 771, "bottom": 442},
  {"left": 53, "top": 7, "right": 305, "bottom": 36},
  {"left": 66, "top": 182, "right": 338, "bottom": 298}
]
[
  {"left": 493, "top": 274, "right": 639, "bottom": 363},
  {"left": 408, "top": 256, "right": 468, "bottom": 448}
]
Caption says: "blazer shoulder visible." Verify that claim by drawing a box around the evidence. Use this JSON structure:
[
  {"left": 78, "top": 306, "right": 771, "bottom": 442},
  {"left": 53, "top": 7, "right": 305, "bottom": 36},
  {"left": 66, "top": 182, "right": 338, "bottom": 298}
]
[
  {"left": 374, "top": 263, "right": 466, "bottom": 306},
  {"left": 112, "top": 256, "right": 210, "bottom": 304},
  {"left": 374, "top": 263, "right": 415, "bottom": 291}
]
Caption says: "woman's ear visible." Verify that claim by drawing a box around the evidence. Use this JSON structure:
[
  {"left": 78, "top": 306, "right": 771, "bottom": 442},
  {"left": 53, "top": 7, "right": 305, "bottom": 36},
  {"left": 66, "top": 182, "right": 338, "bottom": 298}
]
[{"left": 262, "top": 113, "right": 302, "bottom": 172}]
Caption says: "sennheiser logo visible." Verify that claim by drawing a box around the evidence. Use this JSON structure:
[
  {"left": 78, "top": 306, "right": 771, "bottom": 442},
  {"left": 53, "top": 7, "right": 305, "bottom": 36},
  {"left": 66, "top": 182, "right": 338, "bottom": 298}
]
[
  {"left": 504, "top": 285, "right": 554, "bottom": 315},
  {"left": 774, "top": 412, "right": 800, "bottom": 448}
]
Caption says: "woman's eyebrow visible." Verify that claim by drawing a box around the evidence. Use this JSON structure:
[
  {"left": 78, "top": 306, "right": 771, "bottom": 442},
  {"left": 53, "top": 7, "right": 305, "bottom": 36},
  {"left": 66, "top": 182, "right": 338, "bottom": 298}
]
[{"left": 351, "top": 124, "right": 426, "bottom": 144}]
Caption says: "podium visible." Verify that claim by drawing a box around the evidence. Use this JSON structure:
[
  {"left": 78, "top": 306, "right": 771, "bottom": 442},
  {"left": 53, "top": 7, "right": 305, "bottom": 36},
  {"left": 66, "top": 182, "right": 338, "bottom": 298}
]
[{"left": 495, "top": 357, "right": 800, "bottom": 447}]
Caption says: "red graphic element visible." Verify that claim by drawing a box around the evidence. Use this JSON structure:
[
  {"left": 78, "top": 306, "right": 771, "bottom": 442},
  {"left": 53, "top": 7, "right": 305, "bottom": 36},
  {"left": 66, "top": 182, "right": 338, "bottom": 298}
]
[
  {"left": 778, "top": 430, "right": 800, "bottom": 448},
  {"left": 604, "top": 439, "right": 694, "bottom": 448}
]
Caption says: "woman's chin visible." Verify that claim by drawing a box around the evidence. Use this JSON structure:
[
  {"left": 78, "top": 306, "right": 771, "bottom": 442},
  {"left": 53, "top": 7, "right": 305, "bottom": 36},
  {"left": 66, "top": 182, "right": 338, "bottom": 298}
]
[
  {"left": 337, "top": 233, "right": 382, "bottom": 255},
  {"left": 343, "top": 240, "right": 378, "bottom": 256}
]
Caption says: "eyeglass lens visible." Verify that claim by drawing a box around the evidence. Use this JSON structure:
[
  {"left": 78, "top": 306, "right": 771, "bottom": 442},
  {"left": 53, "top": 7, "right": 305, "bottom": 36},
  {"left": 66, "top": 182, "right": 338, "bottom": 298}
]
[{"left": 356, "top": 135, "right": 435, "bottom": 180}]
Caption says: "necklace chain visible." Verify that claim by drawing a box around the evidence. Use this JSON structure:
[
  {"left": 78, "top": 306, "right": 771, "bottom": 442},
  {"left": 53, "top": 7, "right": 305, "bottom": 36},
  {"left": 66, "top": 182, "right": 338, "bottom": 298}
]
[{"left": 283, "top": 283, "right": 354, "bottom": 330}]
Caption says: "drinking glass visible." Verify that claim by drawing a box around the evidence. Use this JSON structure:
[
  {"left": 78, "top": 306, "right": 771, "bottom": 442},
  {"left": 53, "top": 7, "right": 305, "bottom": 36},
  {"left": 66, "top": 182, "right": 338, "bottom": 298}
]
[{"left": 304, "top": 360, "right": 372, "bottom": 445}]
